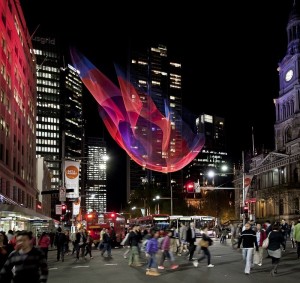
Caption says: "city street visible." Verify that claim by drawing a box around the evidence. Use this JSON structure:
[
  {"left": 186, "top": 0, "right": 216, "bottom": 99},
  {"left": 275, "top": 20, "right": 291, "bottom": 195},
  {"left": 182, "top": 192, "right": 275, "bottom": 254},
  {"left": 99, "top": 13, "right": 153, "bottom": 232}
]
[{"left": 46, "top": 239, "right": 299, "bottom": 283}]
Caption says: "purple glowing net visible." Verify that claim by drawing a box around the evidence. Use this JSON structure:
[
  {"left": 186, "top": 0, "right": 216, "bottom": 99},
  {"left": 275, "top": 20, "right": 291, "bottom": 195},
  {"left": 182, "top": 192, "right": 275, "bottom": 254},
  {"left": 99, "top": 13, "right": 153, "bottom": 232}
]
[{"left": 70, "top": 48, "right": 205, "bottom": 173}]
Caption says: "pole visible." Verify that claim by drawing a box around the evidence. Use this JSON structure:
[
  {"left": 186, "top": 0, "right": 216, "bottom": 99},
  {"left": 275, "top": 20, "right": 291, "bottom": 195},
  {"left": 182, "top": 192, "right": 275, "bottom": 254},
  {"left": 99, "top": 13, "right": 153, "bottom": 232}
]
[
  {"left": 242, "top": 151, "right": 246, "bottom": 225},
  {"left": 170, "top": 183, "right": 173, "bottom": 215}
]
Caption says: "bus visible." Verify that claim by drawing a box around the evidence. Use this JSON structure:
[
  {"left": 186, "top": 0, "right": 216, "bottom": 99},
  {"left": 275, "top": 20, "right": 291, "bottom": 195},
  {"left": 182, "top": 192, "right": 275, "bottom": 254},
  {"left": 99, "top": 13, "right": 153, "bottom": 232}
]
[
  {"left": 129, "top": 214, "right": 170, "bottom": 231},
  {"left": 169, "top": 215, "right": 216, "bottom": 238},
  {"left": 85, "top": 211, "right": 126, "bottom": 246}
]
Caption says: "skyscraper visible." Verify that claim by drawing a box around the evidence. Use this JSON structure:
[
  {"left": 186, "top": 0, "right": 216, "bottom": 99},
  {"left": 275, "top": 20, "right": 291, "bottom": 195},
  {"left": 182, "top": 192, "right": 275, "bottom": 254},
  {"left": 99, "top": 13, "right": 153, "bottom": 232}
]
[
  {"left": 189, "top": 113, "right": 229, "bottom": 186},
  {"left": 32, "top": 33, "right": 84, "bottom": 219},
  {"left": 127, "top": 42, "right": 183, "bottom": 213},
  {"left": 33, "top": 35, "right": 61, "bottom": 192},
  {"left": 84, "top": 137, "right": 108, "bottom": 213}
]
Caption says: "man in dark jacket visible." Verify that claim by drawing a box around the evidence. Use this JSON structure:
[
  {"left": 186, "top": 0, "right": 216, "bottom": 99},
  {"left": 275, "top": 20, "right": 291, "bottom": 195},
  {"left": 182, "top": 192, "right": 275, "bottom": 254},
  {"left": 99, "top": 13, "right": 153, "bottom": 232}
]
[
  {"left": 0, "top": 230, "right": 48, "bottom": 283},
  {"left": 128, "top": 225, "right": 142, "bottom": 266},
  {"left": 186, "top": 222, "right": 196, "bottom": 261},
  {"left": 54, "top": 227, "right": 67, "bottom": 262}
]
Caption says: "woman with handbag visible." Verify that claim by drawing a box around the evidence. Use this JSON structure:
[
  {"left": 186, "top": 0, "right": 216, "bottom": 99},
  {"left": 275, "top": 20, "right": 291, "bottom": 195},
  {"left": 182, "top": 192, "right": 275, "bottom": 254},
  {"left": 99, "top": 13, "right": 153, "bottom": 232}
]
[
  {"left": 193, "top": 227, "right": 214, "bottom": 268},
  {"left": 267, "top": 223, "right": 285, "bottom": 276}
]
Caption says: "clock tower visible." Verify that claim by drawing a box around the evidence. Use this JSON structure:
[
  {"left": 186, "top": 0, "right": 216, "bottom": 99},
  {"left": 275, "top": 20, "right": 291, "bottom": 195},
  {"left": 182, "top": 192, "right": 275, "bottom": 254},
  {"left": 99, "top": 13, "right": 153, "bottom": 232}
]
[{"left": 274, "top": 2, "right": 300, "bottom": 153}]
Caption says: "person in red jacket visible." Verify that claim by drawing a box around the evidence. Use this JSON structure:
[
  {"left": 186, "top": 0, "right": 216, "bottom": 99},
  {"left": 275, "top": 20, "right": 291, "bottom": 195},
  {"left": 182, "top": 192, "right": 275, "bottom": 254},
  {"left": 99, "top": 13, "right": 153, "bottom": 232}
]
[{"left": 38, "top": 232, "right": 50, "bottom": 260}]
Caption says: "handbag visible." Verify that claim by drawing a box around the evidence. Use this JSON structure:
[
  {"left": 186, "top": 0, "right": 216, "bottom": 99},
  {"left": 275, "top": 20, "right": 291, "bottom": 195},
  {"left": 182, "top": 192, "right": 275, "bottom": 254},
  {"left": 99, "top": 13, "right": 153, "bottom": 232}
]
[
  {"left": 262, "top": 232, "right": 271, "bottom": 249},
  {"left": 199, "top": 238, "right": 209, "bottom": 248}
]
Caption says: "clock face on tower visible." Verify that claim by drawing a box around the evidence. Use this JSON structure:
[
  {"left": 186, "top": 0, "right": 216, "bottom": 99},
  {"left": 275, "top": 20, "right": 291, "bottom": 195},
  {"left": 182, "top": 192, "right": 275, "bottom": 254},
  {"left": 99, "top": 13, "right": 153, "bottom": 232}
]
[{"left": 285, "top": 69, "right": 294, "bottom": 82}]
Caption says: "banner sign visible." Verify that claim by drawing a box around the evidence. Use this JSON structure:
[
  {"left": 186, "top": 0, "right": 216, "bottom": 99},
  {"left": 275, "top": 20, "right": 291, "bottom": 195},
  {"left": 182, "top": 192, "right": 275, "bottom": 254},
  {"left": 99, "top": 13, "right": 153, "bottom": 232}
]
[
  {"left": 244, "top": 174, "right": 254, "bottom": 201},
  {"left": 64, "top": 161, "right": 80, "bottom": 199},
  {"left": 72, "top": 197, "right": 81, "bottom": 216}
]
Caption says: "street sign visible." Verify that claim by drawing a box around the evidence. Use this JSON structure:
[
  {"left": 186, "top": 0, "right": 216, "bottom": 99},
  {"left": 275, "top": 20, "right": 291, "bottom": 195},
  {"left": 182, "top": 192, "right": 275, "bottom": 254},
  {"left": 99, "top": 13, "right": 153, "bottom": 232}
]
[
  {"left": 56, "top": 204, "right": 62, "bottom": 215},
  {"left": 41, "top": 188, "right": 74, "bottom": 195},
  {"left": 59, "top": 187, "right": 66, "bottom": 202}
]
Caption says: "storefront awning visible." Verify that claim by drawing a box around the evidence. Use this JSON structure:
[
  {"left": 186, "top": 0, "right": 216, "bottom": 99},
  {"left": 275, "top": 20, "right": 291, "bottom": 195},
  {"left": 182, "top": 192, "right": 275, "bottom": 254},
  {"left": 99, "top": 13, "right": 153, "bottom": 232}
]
[{"left": 0, "top": 204, "right": 52, "bottom": 221}]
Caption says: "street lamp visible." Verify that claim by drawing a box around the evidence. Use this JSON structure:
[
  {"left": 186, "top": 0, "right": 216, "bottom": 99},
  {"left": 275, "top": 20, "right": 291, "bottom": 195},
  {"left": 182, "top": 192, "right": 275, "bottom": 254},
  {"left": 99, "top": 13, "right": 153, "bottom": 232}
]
[{"left": 153, "top": 196, "right": 160, "bottom": 214}]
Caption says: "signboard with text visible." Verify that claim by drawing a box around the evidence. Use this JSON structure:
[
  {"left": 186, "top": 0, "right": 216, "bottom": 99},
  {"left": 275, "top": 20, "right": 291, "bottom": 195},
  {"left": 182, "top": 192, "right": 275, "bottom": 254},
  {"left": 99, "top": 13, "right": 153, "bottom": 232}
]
[
  {"left": 59, "top": 187, "right": 66, "bottom": 202},
  {"left": 56, "top": 204, "right": 62, "bottom": 215},
  {"left": 64, "top": 160, "right": 79, "bottom": 199}
]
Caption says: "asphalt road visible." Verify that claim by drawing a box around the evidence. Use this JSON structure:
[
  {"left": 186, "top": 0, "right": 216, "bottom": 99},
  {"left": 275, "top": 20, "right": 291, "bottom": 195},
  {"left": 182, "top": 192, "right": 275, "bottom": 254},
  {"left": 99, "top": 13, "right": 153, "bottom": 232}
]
[{"left": 46, "top": 239, "right": 299, "bottom": 283}]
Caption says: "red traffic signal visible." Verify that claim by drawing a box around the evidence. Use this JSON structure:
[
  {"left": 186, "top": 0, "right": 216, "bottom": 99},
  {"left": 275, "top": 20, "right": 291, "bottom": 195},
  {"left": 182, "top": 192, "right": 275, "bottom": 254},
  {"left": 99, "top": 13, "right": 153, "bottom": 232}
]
[
  {"left": 62, "top": 204, "right": 67, "bottom": 214},
  {"left": 110, "top": 213, "right": 115, "bottom": 218},
  {"left": 186, "top": 182, "right": 195, "bottom": 193}
]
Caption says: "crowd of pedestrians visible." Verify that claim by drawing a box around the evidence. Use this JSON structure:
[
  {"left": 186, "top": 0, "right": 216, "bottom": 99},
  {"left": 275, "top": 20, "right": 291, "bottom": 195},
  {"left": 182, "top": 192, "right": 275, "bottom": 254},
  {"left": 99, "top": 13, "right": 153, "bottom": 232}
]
[{"left": 0, "top": 218, "right": 300, "bottom": 280}]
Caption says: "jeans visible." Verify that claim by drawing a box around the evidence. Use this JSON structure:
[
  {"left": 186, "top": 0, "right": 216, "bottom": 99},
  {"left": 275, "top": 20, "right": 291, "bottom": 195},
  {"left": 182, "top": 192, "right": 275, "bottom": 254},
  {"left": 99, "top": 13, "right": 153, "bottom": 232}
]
[
  {"left": 242, "top": 248, "right": 254, "bottom": 273},
  {"left": 147, "top": 252, "right": 158, "bottom": 269}
]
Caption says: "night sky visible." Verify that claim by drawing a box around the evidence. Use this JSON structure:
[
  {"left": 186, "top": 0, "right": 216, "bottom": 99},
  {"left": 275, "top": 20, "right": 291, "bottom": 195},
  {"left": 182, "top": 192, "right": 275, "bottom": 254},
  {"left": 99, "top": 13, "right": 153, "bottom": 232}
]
[{"left": 20, "top": 0, "right": 294, "bottom": 210}]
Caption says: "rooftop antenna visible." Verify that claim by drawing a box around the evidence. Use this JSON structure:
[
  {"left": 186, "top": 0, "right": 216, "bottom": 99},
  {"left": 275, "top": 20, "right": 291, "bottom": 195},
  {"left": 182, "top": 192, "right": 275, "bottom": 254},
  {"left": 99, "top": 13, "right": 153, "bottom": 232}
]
[{"left": 30, "top": 24, "right": 40, "bottom": 39}]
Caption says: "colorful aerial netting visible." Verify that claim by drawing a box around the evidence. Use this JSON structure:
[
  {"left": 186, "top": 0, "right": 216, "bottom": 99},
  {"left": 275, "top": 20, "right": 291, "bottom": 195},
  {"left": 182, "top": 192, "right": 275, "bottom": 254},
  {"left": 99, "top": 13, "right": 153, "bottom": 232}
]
[{"left": 70, "top": 48, "right": 205, "bottom": 173}]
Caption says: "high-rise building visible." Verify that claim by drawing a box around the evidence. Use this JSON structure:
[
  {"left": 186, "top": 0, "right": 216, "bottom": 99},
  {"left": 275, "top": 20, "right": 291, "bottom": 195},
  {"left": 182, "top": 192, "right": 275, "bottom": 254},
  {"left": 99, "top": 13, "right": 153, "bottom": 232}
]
[
  {"left": 127, "top": 43, "right": 183, "bottom": 213},
  {"left": 32, "top": 33, "right": 84, "bottom": 219},
  {"left": 84, "top": 137, "right": 108, "bottom": 213},
  {"left": 33, "top": 34, "right": 61, "bottom": 192},
  {"left": 186, "top": 113, "right": 229, "bottom": 187},
  {"left": 60, "top": 64, "right": 83, "bottom": 161},
  {"left": 0, "top": 0, "right": 46, "bottom": 230}
]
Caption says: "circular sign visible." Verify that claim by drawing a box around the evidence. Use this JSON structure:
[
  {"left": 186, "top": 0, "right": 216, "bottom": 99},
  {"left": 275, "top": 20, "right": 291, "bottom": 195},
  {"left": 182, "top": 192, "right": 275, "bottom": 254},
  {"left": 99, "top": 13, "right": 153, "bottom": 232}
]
[{"left": 65, "top": 165, "right": 79, "bottom": 179}]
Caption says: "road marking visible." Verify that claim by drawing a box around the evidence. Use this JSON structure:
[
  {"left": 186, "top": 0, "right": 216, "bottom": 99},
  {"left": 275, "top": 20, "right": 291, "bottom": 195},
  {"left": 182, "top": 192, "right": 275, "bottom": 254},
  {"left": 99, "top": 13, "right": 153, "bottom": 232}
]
[
  {"left": 72, "top": 265, "right": 90, "bottom": 268},
  {"left": 105, "top": 264, "right": 118, "bottom": 266},
  {"left": 49, "top": 267, "right": 58, "bottom": 270}
]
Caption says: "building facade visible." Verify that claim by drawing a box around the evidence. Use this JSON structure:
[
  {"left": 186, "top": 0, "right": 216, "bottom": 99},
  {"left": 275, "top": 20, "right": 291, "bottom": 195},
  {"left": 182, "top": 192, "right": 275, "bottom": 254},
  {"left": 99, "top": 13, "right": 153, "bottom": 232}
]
[
  {"left": 235, "top": 3, "right": 300, "bottom": 223},
  {"left": 0, "top": 0, "right": 52, "bottom": 232}
]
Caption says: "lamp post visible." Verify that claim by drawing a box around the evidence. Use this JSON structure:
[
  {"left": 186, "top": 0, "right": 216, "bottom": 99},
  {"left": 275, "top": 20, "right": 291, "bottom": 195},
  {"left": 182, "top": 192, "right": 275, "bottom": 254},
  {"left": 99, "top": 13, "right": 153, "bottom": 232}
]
[
  {"left": 153, "top": 196, "right": 160, "bottom": 214},
  {"left": 170, "top": 179, "right": 176, "bottom": 215},
  {"left": 205, "top": 165, "right": 235, "bottom": 225}
]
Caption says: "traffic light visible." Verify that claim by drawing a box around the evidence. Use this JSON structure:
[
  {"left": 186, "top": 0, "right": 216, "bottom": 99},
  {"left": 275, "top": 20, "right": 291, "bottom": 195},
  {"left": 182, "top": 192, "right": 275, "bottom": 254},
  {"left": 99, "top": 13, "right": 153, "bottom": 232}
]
[
  {"left": 110, "top": 213, "right": 115, "bottom": 218},
  {"left": 62, "top": 204, "right": 67, "bottom": 214},
  {"left": 186, "top": 182, "right": 195, "bottom": 193}
]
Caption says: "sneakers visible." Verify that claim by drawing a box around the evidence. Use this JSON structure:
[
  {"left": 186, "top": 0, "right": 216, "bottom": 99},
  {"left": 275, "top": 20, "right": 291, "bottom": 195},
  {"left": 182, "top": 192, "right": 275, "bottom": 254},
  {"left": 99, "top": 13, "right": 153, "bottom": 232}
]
[
  {"left": 207, "top": 264, "right": 214, "bottom": 268},
  {"left": 171, "top": 264, "right": 179, "bottom": 269},
  {"left": 158, "top": 266, "right": 165, "bottom": 270},
  {"left": 193, "top": 261, "right": 199, "bottom": 267},
  {"left": 258, "top": 263, "right": 262, "bottom": 266},
  {"left": 146, "top": 270, "right": 160, "bottom": 276}
]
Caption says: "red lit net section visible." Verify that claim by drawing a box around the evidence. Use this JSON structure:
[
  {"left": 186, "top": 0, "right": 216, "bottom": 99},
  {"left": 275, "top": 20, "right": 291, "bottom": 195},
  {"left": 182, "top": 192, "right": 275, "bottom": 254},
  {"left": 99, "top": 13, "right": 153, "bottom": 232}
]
[{"left": 70, "top": 48, "right": 205, "bottom": 173}]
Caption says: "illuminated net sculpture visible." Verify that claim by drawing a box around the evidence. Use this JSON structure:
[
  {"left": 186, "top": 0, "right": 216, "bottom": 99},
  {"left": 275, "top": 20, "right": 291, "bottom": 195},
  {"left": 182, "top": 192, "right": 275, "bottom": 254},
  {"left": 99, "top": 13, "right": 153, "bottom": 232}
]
[{"left": 70, "top": 48, "right": 205, "bottom": 173}]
